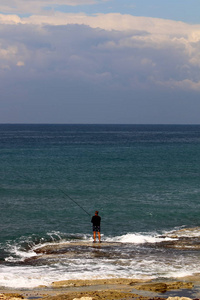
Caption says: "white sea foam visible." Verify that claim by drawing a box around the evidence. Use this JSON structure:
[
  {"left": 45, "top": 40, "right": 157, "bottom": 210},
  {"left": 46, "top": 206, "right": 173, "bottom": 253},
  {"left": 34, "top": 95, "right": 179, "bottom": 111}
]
[
  {"left": 0, "top": 266, "right": 54, "bottom": 288},
  {"left": 1, "top": 229, "right": 200, "bottom": 289},
  {"left": 104, "top": 232, "right": 173, "bottom": 244},
  {"left": 165, "top": 227, "right": 200, "bottom": 238},
  {"left": 1, "top": 252, "right": 200, "bottom": 289},
  {"left": 4, "top": 242, "right": 36, "bottom": 263}
]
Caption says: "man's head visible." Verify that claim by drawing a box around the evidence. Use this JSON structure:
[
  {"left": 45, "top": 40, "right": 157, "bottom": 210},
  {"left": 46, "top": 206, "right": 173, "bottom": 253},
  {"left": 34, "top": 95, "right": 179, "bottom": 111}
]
[{"left": 95, "top": 211, "right": 99, "bottom": 215}]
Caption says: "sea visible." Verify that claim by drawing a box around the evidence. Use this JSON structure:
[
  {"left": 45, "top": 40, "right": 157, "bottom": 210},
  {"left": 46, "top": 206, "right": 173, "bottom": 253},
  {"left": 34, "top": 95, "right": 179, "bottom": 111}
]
[{"left": 0, "top": 124, "right": 200, "bottom": 289}]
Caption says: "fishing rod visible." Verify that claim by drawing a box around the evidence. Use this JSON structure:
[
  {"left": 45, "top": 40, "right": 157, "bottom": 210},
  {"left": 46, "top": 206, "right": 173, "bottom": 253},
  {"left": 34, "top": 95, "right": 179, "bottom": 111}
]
[
  {"left": 56, "top": 186, "right": 91, "bottom": 217},
  {"left": 16, "top": 171, "right": 91, "bottom": 217}
]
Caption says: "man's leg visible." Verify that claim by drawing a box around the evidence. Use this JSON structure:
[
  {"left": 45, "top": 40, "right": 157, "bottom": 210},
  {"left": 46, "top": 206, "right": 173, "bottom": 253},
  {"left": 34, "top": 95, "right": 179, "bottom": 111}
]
[
  {"left": 98, "top": 231, "right": 101, "bottom": 242},
  {"left": 93, "top": 231, "right": 96, "bottom": 242}
]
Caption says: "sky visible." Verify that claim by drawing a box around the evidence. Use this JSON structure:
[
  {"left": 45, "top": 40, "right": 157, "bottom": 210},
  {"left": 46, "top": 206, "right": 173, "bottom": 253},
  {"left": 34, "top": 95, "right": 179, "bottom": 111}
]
[{"left": 1, "top": 0, "right": 200, "bottom": 124}]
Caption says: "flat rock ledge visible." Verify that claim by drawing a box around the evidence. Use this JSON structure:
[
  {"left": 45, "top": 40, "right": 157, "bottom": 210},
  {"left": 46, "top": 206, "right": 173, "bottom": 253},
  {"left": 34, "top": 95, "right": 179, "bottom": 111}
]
[
  {"left": 49, "top": 279, "right": 195, "bottom": 299},
  {"left": 51, "top": 279, "right": 193, "bottom": 293},
  {"left": 133, "top": 282, "right": 194, "bottom": 293},
  {"left": 0, "top": 294, "right": 26, "bottom": 300},
  {"left": 38, "top": 289, "right": 165, "bottom": 300},
  {"left": 0, "top": 279, "right": 196, "bottom": 300},
  {"left": 0, "top": 293, "right": 196, "bottom": 300},
  {"left": 51, "top": 278, "right": 147, "bottom": 288}
]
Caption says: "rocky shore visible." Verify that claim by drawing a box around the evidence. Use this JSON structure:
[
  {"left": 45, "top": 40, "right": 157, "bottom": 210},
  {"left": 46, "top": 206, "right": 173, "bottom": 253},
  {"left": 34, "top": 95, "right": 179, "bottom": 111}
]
[
  {"left": 1, "top": 276, "right": 200, "bottom": 300},
  {"left": 2, "top": 228, "right": 200, "bottom": 300}
]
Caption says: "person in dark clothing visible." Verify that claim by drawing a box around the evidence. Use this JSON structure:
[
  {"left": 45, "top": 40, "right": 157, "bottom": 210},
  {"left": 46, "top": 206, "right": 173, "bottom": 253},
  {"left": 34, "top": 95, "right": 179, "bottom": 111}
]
[{"left": 91, "top": 211, "right": 101, "bottom": 242}]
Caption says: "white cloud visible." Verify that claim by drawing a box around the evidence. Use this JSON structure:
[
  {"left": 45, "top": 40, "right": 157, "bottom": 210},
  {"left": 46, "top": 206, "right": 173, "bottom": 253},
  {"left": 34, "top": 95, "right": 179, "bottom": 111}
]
[
  {"left": 0, "top": 12, "right": 200, "bottom": 92},
  {"left": 16, "top": 61, "right": 25, "bottom": 67},
  {"left": 157, "top": 78, "right": 200, "bottom": 91},
  {"left": 0, "top": 45, "right": 18, "bottom": 60},
  {"left": 2, "top": 12, "right": 200, "bottom": 40},
  {"left": 0, "top": 14, "right": 21, "bottom": 24}
]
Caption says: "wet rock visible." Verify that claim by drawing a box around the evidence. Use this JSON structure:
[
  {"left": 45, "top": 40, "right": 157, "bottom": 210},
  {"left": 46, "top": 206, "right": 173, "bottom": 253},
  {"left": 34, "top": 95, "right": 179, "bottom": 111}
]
[
  {"left": 166, "top": 282, "right": 193, "bottom": 290},
  {"left": 167, "top": 297, "right": 193, "bottom": 300},
  {"left": 51, "top": 278, "right": 147, "bottom": 288},
  {"left": 166, "top": 227, "right": 200, "bottom": 238},
  {"left": 34, "top": 242, "right": 120, "bottom": 255},
  {"left": 133, "top": 282, "right": 193, "bottom": 293},
  {"left": 156, "top": 237, "right": 200, "bottom": 250},
  {"left": 34, "top": 245, "right": 77, "bottom": 255},
  {"left": 39, "top": 289, "right": 149, "bottom": 300},
  {"left": 0, "top": 294, "right": 25, "bottom": 300},
  {"left": 133, "top": 283, "right": 168, "bottom": 293},
  {"left": 73, "top": 298, "right": 93, "bottom": 300},
  {"left": 2, "top": 294, "right": 24, "bottom": 299},
  {"left": 158, "top": 227, "right": 200, "bottom": 250}
]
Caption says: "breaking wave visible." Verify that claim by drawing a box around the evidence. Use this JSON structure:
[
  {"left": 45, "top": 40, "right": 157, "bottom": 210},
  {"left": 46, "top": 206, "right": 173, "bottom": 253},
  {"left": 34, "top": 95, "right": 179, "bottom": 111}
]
[{"left": 1, "top": 227, "right": 200, "bottom": 289}]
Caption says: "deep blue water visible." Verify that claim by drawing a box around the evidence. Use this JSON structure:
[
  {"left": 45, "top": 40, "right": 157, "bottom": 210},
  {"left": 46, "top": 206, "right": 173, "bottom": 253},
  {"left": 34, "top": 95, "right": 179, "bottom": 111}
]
[{"left": 1, "top": 124, "right": 200, "bottom": 288}]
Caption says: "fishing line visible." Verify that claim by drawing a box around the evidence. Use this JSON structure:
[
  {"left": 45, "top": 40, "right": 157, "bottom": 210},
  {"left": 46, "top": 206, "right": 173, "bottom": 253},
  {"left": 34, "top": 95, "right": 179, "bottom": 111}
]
[
  {"left": 54, "top": 186, "right": 91, "bottom": 217},
  {"left": 15, "top": 171, "right": 91, "bottom": 217}
]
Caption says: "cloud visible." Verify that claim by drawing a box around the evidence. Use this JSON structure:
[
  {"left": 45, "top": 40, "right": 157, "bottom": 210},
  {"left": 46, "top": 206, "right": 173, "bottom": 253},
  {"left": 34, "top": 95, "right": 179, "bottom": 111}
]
[
  {"left": 1, "top": 12, "right": 200, "bottom": 43},
  {"left": 2, "top": 12, "right": 199, "bottom": 90},
  {"left": 158, "top": 79, "right": 200, "bottom": 91},
  {"left": 1, "top": 0, "right": 200, "bottom": 126},
  {"left": 16, "top": 61, "right": 25, "bottom": 66},
  {"left": 0, "top": 10, "right": 200, "bottom": 127}
]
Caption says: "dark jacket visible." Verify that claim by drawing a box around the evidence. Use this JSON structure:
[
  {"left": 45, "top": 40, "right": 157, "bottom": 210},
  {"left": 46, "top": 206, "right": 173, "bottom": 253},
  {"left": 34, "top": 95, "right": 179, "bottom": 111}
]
[{"left": 91, "top": 215, "right": 101, "bottom": 226}]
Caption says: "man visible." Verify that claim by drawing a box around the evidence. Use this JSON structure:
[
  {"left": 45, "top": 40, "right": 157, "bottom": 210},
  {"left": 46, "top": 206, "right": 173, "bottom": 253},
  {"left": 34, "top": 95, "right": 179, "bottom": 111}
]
[{"left": 91, "top": 211, "right": 101, "bottom": 242}]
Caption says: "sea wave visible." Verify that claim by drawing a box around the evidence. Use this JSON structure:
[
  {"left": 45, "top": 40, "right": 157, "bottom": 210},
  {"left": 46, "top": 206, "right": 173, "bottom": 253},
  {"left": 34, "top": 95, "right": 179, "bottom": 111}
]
[
  {"left": 164, "top": 226, "right": 200, "bottom": 238},
  {"left": 4, "top": 227, "right": 200, "bottom": 263},
  {"left": 104, "top": 232, "right": 173, "bottom": 244},
  {"left": 1, "top": 227, "right": 200, "bottom": 289}
]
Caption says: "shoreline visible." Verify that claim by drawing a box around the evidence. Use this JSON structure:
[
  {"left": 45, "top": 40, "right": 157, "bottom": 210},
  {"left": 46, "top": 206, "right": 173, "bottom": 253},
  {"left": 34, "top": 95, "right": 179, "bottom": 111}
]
[{"left": 1, "top": 276, "right": 200, "bottom": 300}]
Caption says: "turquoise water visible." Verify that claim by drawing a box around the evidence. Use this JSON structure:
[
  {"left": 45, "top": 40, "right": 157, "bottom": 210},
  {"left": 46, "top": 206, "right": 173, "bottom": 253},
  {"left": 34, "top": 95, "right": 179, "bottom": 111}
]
[{"left": 1, "top": 124, "right": 200, "bottom": 288}]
